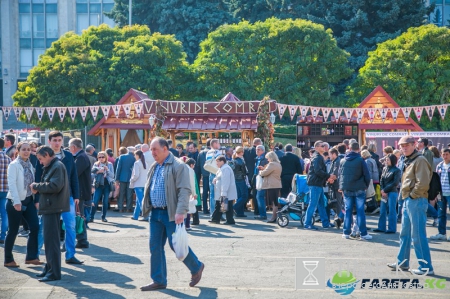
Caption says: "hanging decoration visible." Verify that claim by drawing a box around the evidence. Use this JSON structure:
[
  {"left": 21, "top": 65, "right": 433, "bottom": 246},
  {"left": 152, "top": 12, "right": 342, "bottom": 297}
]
[
  {"left": 68, "top": 107, "right": 78, "bottom": 122},
  {"left": 35, "top": 107, "right": 45, "bottom": 121},
  {"left": 390, "top": 108, "right": 401, "bottom": 122},
  {"left": 287, "top": 105, "right": 298, "bottom": 121},
  {"left": 332, "top": 108, "right": 342, "bottom": 122},
  {"left": 112, "top": 105, "right": 122, "bottom": 118},
  {"left": 425, "top": 106, "right": 435, "bottom": 122},
  {"left": 101, "top": 106, "right": 111, "bottom": 120},
  {"left": 437, "top": 105, "right": 447, "bottom": 120},
  {"left": 154, "top": 100, "right": 167, "bottom": 138},
  {"left": 300, "top": 106, "right": 309, "bottom": 120},
  {"left": 24, "top": 107, "right": 34, "bottom": 121},
  {"left": 57, "top": 107, "right": 67, "bottom": 122},
  {"left": 79, "top": 107, "right": 88, "bottom": 122},
  {"left": 355, "top": 108, "right": 364, "bottom": 123},
  {"left": 413, "top": 107, "right": 423, "bottom": 122},
  {"left": 134, "top": 103, "right": 143, "bottom": 118},
  {"left": 13, "top": 107, "right": 23, "bottom": 120},
  {"left": 89, "top": 106, "right": 99, "bottom": 120},
  {"left": 277, "top": 104, "right": 287, "bottom": 119},
  {"left": 402, "top": 107, "right": 411, "bottom": 121},
  {"left": 367, "top": 108, "right": 376, "bottom": 123},
  {"left": 47, "top": 107, "right": 57, "bottom": 122},
  {"left": 379, "top": 108, "right": 388, "bottom": 123},
  {"left": 2, "top": 107, "right": 11, "bottom": 121},
  {"left": 123, "top": 104, "right": 132, "bottom": 118},
  {"left": 343, "top": 108, "right": 353, "bottom": 122},
  {"left": 255, "top": 96, "right": 273, "bottom": 150}
]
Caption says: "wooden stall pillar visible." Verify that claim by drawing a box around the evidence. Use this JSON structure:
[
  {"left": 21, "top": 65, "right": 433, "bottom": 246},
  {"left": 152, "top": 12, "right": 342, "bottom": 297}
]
[{"left": 101, "top": 128, "right": 105, "bottom": 151}]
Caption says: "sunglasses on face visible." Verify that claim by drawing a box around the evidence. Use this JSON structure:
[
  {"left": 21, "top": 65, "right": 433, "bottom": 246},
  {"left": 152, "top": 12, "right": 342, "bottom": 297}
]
[{"left": 98, "top": 156, "right": 106, "bottom": 158}]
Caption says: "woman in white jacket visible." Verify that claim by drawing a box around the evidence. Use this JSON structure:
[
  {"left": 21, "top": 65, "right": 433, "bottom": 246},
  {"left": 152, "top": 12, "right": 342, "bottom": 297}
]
[
  {"left": 4, "top": 142, "right": 41, "bottom": 267},
  {"left": 130, "top": 150, "right": 149, "bottom": 220},
  {"left": 210, "top": 156, "right": 237, "bottom": 225}
]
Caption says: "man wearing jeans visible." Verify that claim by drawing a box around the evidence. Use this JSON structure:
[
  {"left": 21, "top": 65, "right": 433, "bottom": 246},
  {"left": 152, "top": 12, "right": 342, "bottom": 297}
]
[
  {"left": 304, "top": 141, "right": 335, "bottom": 229},
  {"left": 253, "top": 145, "right": 268, "bottom": 220},
  {"left": 141, "top": 137, "right": 204, "bottom": 291},
  {"left": 206, "top": 139, "right": 221, "bottom": 219},
  {"left": 196, "top": 139, "right": 211, "bottom": 214},
  {"left": 0, "top": 138, "right": 12, "bottom": 244},
  {"left": 430, "top": 148, "right": 450, "bottom": 241},
  {"left": 387, "top": 135, "right": 434, "bottom": 275},
  {"left": 339, "top": 142, "right": 372, "bottom": 240}
]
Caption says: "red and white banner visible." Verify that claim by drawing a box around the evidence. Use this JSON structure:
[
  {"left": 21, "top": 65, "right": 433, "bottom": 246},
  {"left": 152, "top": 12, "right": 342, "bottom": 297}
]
[
  {"left": 24, "top": 107, "right": 34, "bottom": 121},
  {"left": 57, "top": 107, "right": 67, "bottom": 122},
  {"left": 68, "top": 107, "right": 78, "bottom": 122},
  {"left": 299, "top": 106, "right": 309, "bottom": 119},
  {"left": 311, "top": 107, "right": 319, "bottom": 119},
  {"left": 277, "top": 104, "right": 287, "bottom": 119},
  {"left": 35, "top": 107, "right": 45, "bottom": 121},
  {"left": 321, "top": 108, "right": 331, "bottom": 121},
  {"left": 413, "top": 107, "right": 423, "bottom": 122},
  {"left": 123, "top": 104, "right": 132, "bottom": 118},
  {"left": 355, "top": 108, "right": 364, "bottom": 123},
  {"left": 343, "top": 108, "right": 353, "bottom": 122},
  {"left": 425, "top": 106, "right": 435, "bottom": 122},
  {"left": 287, "top": 105, "right": 297, "bottom": 121},
  {"left": 89, "top": 106, "right": 100, "bottom": 120},
  {"left": 79, "top": 106, "right": 88, "bottom": 122},
  {"left": 332, "top": 108, "right": 342, "bottom": 121},
  {"left": 389, "top": 108, "right": 401, "bottom": 122},
  {"left": 402, "top": 107, "right": 411, "bottom": 121},
  {"left": 437, "top": 105, "right": 447, "bottom": 120},
  {"left": 101, "top": 106, "right": 111, "bottom": 120},
  {"left": 112, "top": 105, "right": 122, "bottom": 118},
  {"left": 134, "top": 103, "right": 143, "bottom": 118},
  {"left": 2, "top": 107, "right": 11, "bottom": 121},
  {"left": 46, "top": 107, "right": 57, "bottom": 122},
  {"left": 367, "top": 108, "right": 376, "bottom": 123},
  {"left": 379, "top": 108, "right": 388, "bottom": 123}
]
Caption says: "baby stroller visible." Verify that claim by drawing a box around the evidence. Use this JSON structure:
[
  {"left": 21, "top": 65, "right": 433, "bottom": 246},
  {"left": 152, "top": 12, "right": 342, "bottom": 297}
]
[{"left": 277, "top": 174, "right": 314, "bottom": 227}]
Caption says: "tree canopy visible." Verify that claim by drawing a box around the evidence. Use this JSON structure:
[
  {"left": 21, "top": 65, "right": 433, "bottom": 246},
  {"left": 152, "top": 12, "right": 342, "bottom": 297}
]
[
  {"left": 192, "top": 18, "right": 352, "bottom": 105},
  {"left": 13, "top": 25, "right": 191, "bottom": 130},
  {"left": 347, "top": 25, "right": 450, "bottom": 129}
]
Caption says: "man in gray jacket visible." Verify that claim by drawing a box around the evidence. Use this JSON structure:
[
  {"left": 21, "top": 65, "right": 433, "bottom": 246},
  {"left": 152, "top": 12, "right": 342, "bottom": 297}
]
[{"left": 140, "top": 137, "right": 204, "bottom": 291}]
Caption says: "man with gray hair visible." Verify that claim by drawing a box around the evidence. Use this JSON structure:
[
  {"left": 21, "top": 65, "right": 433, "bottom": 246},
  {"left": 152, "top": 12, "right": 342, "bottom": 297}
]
[
  {"left": 142, "top": 143, "right": 155, "bottom": 166},
  {"left": 135, "top": 144, "right": 142, "bottom": 151},
  {"left": 206, "top": 139, "right": 222, "bottom": 219},
  {"left": 114, "top": 146, "right": 136, "bottom": 212},
  {"left": 253, "top": 144, "right": 269, "bottom": 219},
  {"left": 85, "top": 145, "right": 97, "bottom": 168}
]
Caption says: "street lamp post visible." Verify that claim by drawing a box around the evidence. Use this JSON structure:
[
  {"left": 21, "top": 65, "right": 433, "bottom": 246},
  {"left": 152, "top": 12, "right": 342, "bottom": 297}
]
[{"left": 129, "top": 0, "right": 132, "bottom": 26}]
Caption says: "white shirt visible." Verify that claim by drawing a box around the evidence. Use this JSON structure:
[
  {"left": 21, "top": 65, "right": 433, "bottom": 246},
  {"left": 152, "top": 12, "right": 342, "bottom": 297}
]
[{"left": 143, "top": 151, "right": 155, "bottom": 167}]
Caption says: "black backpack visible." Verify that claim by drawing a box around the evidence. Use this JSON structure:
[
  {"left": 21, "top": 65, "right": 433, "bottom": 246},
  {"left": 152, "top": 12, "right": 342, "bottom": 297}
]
[{"left": 428, "top": 172, "right": 442, "bottom": 201}]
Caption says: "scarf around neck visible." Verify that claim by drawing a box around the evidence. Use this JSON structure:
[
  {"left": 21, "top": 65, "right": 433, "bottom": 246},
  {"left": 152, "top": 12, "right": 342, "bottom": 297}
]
[{"left": 18, "top": 157, "right": 33, "bottom": 197}]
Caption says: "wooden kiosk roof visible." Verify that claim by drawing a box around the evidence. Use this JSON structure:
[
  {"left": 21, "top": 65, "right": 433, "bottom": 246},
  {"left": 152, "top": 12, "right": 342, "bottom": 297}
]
[
  {"left": 357, "top": 86, "right": 423, "bottom": 131},
  {"left": 88, "top": 89, "right": 277, "bottom": 136}
]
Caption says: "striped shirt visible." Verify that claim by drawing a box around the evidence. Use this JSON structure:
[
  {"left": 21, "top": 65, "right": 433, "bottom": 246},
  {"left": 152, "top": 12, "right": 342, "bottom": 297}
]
[
  {"left": 150, "top": 155, "right": 170, "bottom": 207},
  {"left": 438, "top": 162, "right": 450, "bottom": 196},
  {"left": 0, "top": 151, "right": 12, "bottom": 192}
]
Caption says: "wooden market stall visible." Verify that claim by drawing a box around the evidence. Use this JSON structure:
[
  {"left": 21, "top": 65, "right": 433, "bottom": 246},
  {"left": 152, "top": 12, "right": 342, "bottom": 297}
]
[{"left": 88, "top": 89, "right": 277, "bottom": 153}]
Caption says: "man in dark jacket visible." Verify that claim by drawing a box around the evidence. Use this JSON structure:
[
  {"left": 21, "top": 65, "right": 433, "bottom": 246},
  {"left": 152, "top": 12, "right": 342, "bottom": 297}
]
[
  {"left": 304, "top": 141, "right": 336, "bottom": 229},
  {"left": 31, "top": 146, "right": 70, "bottom": 282},
  {"left": 196, "top": 139, "right": 211, "bottom": 214},
  {"left": 35, "top": 131, "right": 83, "bottom": 264},
  {"left": 244, "top": 138, "right": 261, "bottom": 184},
  {"left": 167, "top": 139, "right": 179, "bottom": 158},
  {"left": 253, "top": 145, "right": 269, "bottom": 219},
  {"left": 339, "top": 142, "right": 372, "bottom": 240},
  {"left": 115, "top": 146, "right": 135, "bottom": 212},
  {"left": 69, "top": 138, "right": 91, "bottom": 248},
  {"left": 280, "top": 144, "right": 303, "bottom": 198},
  {"left": 327, "top": 147, "right": 343, "bottom": 228}
]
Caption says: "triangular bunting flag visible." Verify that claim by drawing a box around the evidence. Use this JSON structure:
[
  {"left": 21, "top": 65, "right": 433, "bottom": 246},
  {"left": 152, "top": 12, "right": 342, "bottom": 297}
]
[
  {"left": 425, "top": 106, "right": 435, "bottom": 122},
  {"left": 344, "top": 108, "right": 353, "bottom": 122},
  {"left": 68, "top": 107, "right": 78, "bottom": 122},
  {"left": 89, "top": 106, "right": 100, "bottom": 120},
  {"left": 413, "top": 107, "right": 423, "bottom": 122},
  {"left": 277, "top": 104, "right": 287, "bottom": 119},
  {"left": 35, "top": 107, "right": 45, "bottom": 121},
  {"left": 355, "top": 108, "right": 364, "bottom": 123},
  {"left": 321, "top": 108, "right": 331, "bottom": 121},
  {"left": 13, "top": 107, "right": 23, "bottom": 119},
  {"left": 299, "top": 106, "right": 309, "bottom": 119},
  {"left": 24, "top": 107, "right": 34, "bottom": 121},
  {"left": 437, "top": 105, "right": 448, "bottom": 120},
  {"left": 390, "top": 108, "right": 401, "bottom": 122},
  {"left": 79, "top": 106, "right": 88, "bottom": 122},
  {"left": 367, "top": 108, "right": 376, "bottom": 123},
  {"left": 46, "top": 107, "right": 57, "bottom": 122},
  {"left": 379, "top": 108, "right": 388, "bottom": 123},
  {"left": 287, "top": 105, "right": 298, "bottom": 121},
  {"left": 402, "top": 107, "right": 411, "bottom": 121},
  {"left": 2, "top": 107, "right": 11, "bottom": 121},
  {"left": 57, "top": 107, "right": 67, "bottom": 122},
  {"left": 112, "top": 105, "right": 122, "bottom": 118},
  {"left": 123, "top": 104, "right": 132, "bottom": 118},
  {"left": 332, "top": 108, "right": 342, "bottom": 122},
  {"left": 101, "top": 106, "right": 111, "bottom": 120},
  {"left": 134, "top": 103, "right": 143, "bottom": 118},
  {"left": 311, "top": 107, "right": 319, "bottom": 119}
]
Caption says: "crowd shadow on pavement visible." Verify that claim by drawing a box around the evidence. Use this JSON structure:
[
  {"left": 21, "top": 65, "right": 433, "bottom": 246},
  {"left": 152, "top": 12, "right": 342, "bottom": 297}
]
[
  {"left": 188, "top": 226, "right": 244, "bottom": 239},
  {"left": 86, "top": 243, "right": 143, "bottom": 265},
  {"left": 161, "top": 287, "right": 218, "bottom": 299}
]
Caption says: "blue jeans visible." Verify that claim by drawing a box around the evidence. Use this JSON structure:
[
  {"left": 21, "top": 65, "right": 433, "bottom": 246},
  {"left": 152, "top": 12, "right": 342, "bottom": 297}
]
[
  {"left": 233, "top": 180, "right": 248, "bottom": 216},
  {"left": 149, "top": 208, "right": 202, "bottom": 285},
  {"left": 397, "top": 197, "right": 433, "bottom": 271},
  {"left": 378, "top": 192, "right": 398, "bottom": 232},
  {"left": 343, "top": 190, "right": 368, "bottom": 236},
  {"left": 397, "top": 194, "right": 404, "bottom": 220},
  {"left": 437, "top": 195, "right": 450, "bottom": 235},
  {"left": 132, "top": 187, "right": 145, "bottom": 220},
  {"left": 256, "top": 189, "right": 266, "bottom": 217},
  {"left": 61, "top": 197, "right": 76, "bottom": 260},
  {"left": 37, "top": 215, "right": 43, "bottom": 257},
  {"left": 304, "top": 186, "right": 330, "bottom": 227},
  {"left": 91, "top": 184, "right": 110, "bottom": 220},
  {"left": 209, "top": 174, "right": 216, "bottom": 216},
  {"left": 0, "top": 192, "right": 8, "bottom": 240},
  {"left": 427, "top": 203, "right": 438, "bottom": 219}
]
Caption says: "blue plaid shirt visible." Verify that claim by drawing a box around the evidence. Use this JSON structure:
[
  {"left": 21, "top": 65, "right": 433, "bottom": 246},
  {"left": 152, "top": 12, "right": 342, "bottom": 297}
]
[
  {"left": 150, "top": 155, "right": 170, "bottom": 207},
  {"left": 0, "top": 151, "right": 11, "bottom": 192}
]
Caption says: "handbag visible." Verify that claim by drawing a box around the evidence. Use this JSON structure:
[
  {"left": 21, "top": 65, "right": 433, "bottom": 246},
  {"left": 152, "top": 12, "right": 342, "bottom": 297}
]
[
  {"left": 255, "top": 174, "right": 263, "bottom": 191},
  {"left": 366, "top": 179, "right": 375, "bottom": 199},
  {"left": 220, "top": 197, "right": 229, "bottom": 212},
  {"left": 188, "top": 196, "right": 197, "bottom": 214},
  {"left": 203, "top": 158, "right": 218, "bottom": 174}
]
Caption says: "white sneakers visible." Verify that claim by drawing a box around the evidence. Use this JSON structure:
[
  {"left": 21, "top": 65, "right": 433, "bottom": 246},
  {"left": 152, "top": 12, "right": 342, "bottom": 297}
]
[
  {"left": 410, "top": 269, "right": 434, "bottom": 275},
  {"left": 342, "top": 233, "right": 372, "bottom": 240},
  {"left": 342, "top": 234, "right": 350, "bottom": 239},
  {"left": 429, "top": 234, "right": 448, "bottom": 241},
  {"left": 360, "top": 234, "right": 373, "bottom": 241}
]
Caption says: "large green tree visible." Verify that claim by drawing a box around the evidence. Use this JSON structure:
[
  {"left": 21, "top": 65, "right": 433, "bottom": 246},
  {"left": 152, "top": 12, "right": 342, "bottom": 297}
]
[
  {"left": 192, "top": 18, "right": 352, "bottom": 105},
  {"left": 107, "top": 0, "right": 234, "bottom": 61},
  {"left": 347, "top": 25, "right": 450, "bottom": 130},
  {"left": 13, "top": 25, "right": 191, "bottom": 130}
]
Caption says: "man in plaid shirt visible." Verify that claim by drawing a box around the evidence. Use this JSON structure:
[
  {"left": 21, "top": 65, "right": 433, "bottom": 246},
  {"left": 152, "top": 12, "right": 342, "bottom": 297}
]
[{"left": 0, "top": 138, "right": 12, "bottom": 243}]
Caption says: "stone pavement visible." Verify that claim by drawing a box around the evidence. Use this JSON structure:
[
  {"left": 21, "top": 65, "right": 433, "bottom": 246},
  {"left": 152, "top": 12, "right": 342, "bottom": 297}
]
[{"left": 1, "top": 212, "right": 449, "bottom": 299}]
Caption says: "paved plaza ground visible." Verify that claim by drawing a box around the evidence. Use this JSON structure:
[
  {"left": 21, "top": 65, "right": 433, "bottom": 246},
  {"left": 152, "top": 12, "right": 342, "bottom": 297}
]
[{"left": 1, "top": 212, "right": 449, "bottom": 299}]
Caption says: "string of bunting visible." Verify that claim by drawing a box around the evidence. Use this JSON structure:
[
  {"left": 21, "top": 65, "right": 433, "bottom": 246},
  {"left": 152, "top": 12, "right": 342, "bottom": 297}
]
[{"left": 275, "top": 104, "right": 449, "bottom": 123}]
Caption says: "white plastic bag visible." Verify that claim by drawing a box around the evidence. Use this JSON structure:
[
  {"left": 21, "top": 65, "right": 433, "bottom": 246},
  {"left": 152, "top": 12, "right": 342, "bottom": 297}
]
[
  {"left": 256, "top": 174, "right": 263, "bottom": 191},
  {"left": 188, "top": 196, "right": 197, "bottom": 214},
  {"left": 172, "top": 223, "right": 189, "bottom": 261}
]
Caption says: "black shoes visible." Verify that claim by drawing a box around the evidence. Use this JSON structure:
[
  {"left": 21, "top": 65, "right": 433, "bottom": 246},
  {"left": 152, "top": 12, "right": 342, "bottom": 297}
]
[
  {"left": 66, "top": 257, "right": 84, "bottom": 264},
  {"left": 254, "top": 216, "right": 267, "bottom": 220},
  {"left": 334, "top": 218, "right": 342, "bottom": 229},
  {"left": 38, "top": 276, "right": 58, "bottom": 282},
  {"left": 102, "top": 218, "right": 108, "bottom": 222},
  {"left": 75, "top": 243, "right": 89, "bottom": 249},
  {"left": 208, "top": 220, "right": 220, "bottom": 224},
  {"left": 222, "top": 222, "right": 235, "bottom": 225}
]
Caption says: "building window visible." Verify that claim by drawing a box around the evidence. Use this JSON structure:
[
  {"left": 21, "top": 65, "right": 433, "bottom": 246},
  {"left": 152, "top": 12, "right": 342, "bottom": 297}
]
[
  {"left": 19, "top": 0, "right": 58, "bottom": 77},
  {"left": 76, "top": 0, "right": 116, "bottom": 34}
]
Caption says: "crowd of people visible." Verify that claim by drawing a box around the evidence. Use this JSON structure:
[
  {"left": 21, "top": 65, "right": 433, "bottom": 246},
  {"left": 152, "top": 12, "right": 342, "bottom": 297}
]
[{"left": 1, "top": 131, "right": 449, "bottom": 286}]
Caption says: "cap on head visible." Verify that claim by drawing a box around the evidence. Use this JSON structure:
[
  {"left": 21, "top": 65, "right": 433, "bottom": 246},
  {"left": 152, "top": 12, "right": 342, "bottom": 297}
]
[{"left": 398, "top": 135, "right": 415, "bottom": 145}]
